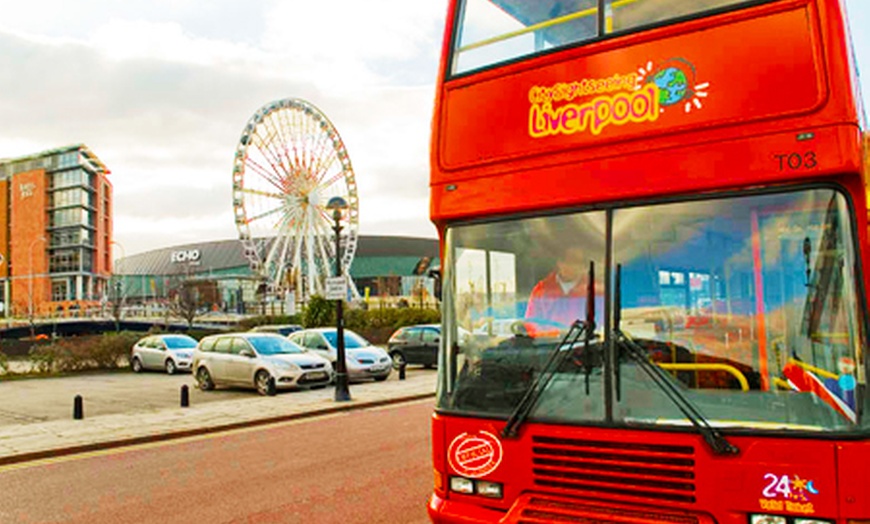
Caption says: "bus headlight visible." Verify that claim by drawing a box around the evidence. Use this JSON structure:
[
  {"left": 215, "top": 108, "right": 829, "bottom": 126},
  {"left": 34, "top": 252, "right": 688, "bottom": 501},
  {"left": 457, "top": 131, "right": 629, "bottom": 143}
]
[
  {"left": 750, "top": 516, "right": 786, "bottom": 524},
  {"left": 448, "top": 476, "right": 503, "bottom": 499},
  {"left": 795, "top": 519, "right": 834, "bottom": 524},
  {"left": 449, "top": 477, "right": 474, "bottom": 494},
  {"left": 476, "top": 480, "right": 503, "bottom": 499}
]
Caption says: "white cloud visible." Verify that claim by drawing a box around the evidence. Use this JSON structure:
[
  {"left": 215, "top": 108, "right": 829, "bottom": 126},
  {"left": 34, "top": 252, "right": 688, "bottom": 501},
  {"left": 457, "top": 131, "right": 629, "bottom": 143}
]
[
  {"left": 263, "top": 0, "right": 445, "bottom": 62},
  {"left": 89, "top": 19, "right": 260, "bottom": 67},
  {"left": 0, "top": 0, "right": 448, "bottom": 257}
]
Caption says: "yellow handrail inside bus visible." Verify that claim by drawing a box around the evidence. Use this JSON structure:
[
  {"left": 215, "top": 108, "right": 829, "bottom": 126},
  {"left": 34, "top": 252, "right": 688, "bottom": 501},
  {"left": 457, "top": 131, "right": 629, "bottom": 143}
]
[
  {"left": 773, "top": 377, "right": 791, "bottom": 390},
  {"left": 658, "top": 363, "right": 750, "bottom": 392},
  {"left": 788, "top": 358, "right": 838, "bottom": 380},
  {"left": 457, "top": 0, "right": 642, "bottom": 53}
]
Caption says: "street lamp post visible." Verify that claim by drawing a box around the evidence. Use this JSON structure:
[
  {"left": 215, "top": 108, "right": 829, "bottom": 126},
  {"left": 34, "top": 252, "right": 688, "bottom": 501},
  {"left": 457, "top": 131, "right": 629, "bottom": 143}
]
[
  {"left": 28, "top": 236, "right": 47, "bottom": 323},
  {"left": 326, "top": 196, "right": 351, "bottom": 402},
  {"left": 110, "top": 241, "right": 126, "bottom": 329}
]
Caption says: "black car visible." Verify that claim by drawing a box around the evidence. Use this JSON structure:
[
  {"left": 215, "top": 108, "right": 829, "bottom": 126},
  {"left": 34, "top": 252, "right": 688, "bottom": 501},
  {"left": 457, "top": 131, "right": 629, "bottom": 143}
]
[
  {"left": 249, "top": 324, "right": 304, "bottom": 336},
  {"left": 386, "top": 324, "right": 441, "bottom": 369}
]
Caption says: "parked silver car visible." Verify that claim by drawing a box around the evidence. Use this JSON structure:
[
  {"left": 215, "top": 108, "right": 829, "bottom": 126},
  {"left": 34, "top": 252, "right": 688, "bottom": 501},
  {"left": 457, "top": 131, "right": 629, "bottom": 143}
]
[
  {"left": 192, "top": 333, "right": 333, "bottom": 395},
  {"left": 288, "top": 328, "right": 392, "bottom": 382},
  {"left": 130, "top": 334, "right": 198, "bottom": 374}
]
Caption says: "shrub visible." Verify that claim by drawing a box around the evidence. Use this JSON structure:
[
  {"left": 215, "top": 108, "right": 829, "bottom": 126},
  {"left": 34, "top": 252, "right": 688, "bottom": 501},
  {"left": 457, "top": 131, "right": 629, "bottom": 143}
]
[
  {"left": 303, "top": 295, "right": 335, "bottom": 327},
  {"left": 27, "top": 332, "right": 140, "bottom": 373},
  {"left": 0, "top": 350, "right": 8, "bottom": 374},
  {"left": 28, "top": 343, "right": 62, "bottom": 373},
  {"left": 90, "top": 332, "right": 140, "bottom": 369},
  {"left": 344, "top": 306, "right": 440, "bottom": 344}
]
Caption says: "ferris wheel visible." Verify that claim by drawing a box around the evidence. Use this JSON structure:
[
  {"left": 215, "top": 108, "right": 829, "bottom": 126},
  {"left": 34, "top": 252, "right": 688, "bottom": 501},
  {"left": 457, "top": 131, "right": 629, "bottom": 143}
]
[{"left": 232, "top": 98, "right": 359, "bottom": 302}]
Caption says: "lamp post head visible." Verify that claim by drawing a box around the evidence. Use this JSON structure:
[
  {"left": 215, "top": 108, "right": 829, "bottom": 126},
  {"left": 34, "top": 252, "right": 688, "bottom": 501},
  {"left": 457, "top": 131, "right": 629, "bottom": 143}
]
[{"left": 326, "top": 196, "right": 348, "bottom": 222}]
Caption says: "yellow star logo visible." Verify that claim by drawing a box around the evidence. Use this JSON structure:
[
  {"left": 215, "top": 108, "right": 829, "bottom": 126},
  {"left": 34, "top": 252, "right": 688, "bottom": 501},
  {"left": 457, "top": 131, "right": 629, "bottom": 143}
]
[{"left": 791, "top": 476, "right": 808, "bottom": 492}]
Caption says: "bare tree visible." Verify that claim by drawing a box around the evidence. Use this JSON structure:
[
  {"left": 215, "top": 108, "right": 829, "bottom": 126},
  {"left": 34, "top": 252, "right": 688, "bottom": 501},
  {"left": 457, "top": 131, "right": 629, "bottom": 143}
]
[
  {"left": 109, "top": 279, "right": 124, "bottom": 332},
  {"left": 168, "top": 280, "right": 201, "bottom": 328}
]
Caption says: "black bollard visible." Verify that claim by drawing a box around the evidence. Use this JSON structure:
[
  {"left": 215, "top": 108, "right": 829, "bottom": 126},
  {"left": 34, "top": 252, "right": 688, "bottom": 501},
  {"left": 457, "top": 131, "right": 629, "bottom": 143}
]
[
  {"left": 399, "top": 362, "right": 406, "bottom": 381},
  {"left": 181, "top": 385, "right": 190, "bottom": 407},
  {"left": 267, "top": 376, "right": 277, "bottom": 396},
  {"left": 73, "top": 395, "right": 83, "bottom": 420}
]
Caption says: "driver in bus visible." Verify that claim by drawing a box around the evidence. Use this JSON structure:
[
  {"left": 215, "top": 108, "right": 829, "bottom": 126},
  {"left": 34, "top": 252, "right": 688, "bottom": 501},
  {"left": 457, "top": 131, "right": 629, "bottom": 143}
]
[{"left": 525, "top": 246, "right": 602, "bottom": 331}]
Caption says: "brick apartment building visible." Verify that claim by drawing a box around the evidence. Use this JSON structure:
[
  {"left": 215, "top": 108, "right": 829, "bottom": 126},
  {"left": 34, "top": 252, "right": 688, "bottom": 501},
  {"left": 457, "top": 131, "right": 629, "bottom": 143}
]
[{"left": 0, "top": 144, "right": 112, "bottom": 317}]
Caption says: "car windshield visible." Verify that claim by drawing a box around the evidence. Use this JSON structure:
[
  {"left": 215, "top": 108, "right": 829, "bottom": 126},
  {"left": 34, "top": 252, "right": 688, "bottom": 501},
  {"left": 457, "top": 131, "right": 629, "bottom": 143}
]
[
  {"left": 163, "top": 336, "right": 197, "bottom": 350},
  {"left": 247, "top": 335, "right": 305, "bottom": 355},
  {"left": 323, "top": 331, "right": 370, "bottom": 349},
  {"left": 437, "top": 188, "right": 869, "bottom": 433}
]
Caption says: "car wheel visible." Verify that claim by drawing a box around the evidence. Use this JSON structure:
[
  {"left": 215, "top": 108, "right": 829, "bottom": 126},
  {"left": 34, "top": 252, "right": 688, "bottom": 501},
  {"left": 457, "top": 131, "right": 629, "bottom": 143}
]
[
  {"left": 196, "top": 367, "right": 215, "bottom": 391},
  {"left": 131, "top": 357, "right": 143, "bottom": 373},
  {"left": 390, "top": 350, "right": 406, "bottom": 370},
  {"left": 255, "top": 370, "right": 272, "bottom": 396},
  {"left": 165, "top": 359, "right": 176, "bottom": 375}
]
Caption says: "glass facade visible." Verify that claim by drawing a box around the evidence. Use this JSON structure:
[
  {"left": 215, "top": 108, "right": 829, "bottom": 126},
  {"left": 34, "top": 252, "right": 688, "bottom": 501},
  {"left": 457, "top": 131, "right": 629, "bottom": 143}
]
[
  {"left": 51, "top": 228, "right": 93, "bottom": 248},
  {"left": 51, "top": 188, "right": 92, "bottom": 209}
]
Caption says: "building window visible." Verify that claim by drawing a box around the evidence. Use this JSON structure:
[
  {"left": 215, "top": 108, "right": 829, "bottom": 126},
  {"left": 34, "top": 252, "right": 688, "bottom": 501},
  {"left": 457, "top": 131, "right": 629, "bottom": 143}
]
[
  {"left": 49, "top": 250, "right": 81, "bottom": 273},
  {"left": 50, "top": 188, "right": 90, "bottom": 208},
  {"left": 52, "top": 280, "right": 69, "bottom": 302},
  {"left": 51, "top": 169, "right": 89, "bottom": 189},
  {"left": 56, "top": 152, "right": 80, "bottom": 169},
  {"left": 51, "top": 208, "right": 92, "bottom": 228},
  {"left": 51, "top": 228, "right": 92, "bottom": 248}
]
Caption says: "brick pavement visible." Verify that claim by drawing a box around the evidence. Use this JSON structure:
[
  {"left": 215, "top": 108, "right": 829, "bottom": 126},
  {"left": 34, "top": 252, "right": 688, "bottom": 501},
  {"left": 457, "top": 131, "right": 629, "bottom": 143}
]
[{"left": 0, "top": 369, "right": 436, "bottom": 465}]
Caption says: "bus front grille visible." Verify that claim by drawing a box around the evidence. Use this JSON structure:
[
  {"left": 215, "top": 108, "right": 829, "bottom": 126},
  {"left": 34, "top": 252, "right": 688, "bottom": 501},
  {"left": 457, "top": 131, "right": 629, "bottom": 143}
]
[
  {"left": 514, "top": 495, "right": 700, "bottom": 524},
  {"left": 531, "top": 435, "right": 697, "bottom": 504}
]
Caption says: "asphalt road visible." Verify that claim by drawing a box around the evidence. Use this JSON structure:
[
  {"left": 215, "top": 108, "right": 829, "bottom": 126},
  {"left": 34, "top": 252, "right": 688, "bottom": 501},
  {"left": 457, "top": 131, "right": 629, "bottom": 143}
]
[{"left": 0, "top": 398, "right": 434, "bottom": 524}]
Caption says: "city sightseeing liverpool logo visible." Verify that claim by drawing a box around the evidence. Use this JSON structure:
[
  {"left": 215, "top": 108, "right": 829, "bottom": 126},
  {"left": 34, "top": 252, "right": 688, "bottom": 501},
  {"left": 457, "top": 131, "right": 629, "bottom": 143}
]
[{"left": 528, "top": 57, "right": 710, "bottom": 138}]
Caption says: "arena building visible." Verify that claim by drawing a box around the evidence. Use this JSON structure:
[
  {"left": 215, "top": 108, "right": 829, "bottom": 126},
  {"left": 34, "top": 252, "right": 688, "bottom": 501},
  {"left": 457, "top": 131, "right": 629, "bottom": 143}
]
[{"left": 115, "top": 235, "right": 439, "bottom": 314}]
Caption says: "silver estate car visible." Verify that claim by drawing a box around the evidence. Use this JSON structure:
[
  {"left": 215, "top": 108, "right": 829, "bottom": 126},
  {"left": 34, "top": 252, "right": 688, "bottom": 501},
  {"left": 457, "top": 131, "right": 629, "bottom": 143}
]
[
  {"left": 288, "top": 328, "right": 392, "bottom": 382},
  {"left": 192, "top": 333, "right": 333, "bottom": 395},
  {"left": 130, "top": 334, "right": 198, "bottom": 374}
]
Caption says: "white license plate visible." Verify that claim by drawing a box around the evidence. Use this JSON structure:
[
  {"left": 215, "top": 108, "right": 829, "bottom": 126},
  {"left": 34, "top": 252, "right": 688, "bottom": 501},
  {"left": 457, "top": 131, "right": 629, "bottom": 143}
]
[{"left": 307, "top": 371, "right": 328, "bottom": 380}]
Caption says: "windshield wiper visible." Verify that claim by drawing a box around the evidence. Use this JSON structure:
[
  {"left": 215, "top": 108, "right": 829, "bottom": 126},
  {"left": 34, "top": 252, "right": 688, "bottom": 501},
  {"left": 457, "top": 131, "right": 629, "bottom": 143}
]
[
  {"left": 802, "top": 195, "right": 843, "bottom": 341},
  {"left": 502, "top": 262, "right": 596, "bottom": 439},
  {"left": 613, "top": 264, "right": 739, "bottom": 456}
]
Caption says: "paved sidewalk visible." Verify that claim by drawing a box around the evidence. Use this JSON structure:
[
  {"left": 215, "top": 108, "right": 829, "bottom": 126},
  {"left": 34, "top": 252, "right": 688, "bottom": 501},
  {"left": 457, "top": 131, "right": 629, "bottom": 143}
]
[{"left": 0, "top": 370, "right": 436, "bottom": 465}]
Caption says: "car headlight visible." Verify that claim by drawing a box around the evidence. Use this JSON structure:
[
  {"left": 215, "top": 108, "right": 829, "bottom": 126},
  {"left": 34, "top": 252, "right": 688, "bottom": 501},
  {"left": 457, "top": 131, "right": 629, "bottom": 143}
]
[{"left": 272, "top": 361, "right": 299, "bottom": 371}]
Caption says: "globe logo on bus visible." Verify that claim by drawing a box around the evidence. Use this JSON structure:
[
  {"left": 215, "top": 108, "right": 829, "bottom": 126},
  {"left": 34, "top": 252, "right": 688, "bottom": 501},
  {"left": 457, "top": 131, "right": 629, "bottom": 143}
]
[
  {"left": 448, "top": 431, "right": 504, "bottom": 478},
  {"left": 651, "top": 67, "right": 689, "bottom": 106}
]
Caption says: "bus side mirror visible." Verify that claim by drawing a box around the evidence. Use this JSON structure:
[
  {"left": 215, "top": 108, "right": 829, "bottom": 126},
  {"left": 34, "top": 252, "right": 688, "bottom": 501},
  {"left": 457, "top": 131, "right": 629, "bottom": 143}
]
[{"left": 428, "top": 267, "right": 442, "bottom": 301}]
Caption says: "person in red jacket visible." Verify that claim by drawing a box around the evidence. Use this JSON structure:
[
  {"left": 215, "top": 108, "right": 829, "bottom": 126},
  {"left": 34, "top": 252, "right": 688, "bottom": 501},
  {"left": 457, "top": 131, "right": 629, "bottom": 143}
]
[{"left": 525, "top": 246, "right": 600, "bottom": 329}]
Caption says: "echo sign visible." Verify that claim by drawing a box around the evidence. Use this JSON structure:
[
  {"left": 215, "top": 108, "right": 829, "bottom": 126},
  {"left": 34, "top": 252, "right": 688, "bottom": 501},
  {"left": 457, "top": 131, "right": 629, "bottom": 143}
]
[{"left": 171, "top": 249, "right": 201, "bottom": 263}]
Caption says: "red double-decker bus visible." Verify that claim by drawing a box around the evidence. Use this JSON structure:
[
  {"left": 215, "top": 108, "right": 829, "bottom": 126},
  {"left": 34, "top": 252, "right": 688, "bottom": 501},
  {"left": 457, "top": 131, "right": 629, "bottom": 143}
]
[{"left": 428, "top": 1, "right": 868, "bottom": 523}]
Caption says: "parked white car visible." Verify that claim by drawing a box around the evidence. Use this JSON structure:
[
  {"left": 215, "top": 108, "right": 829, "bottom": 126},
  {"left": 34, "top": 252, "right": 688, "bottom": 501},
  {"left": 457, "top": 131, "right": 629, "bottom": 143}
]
[
  {"left": 192, "top": 333, "right": 333, "bottom": 395},
  {"left": 289, "top": 328, "right": 392, "bottom": 382},
  {"left": 130, "top": 334, "right": 198, "bottom": 374}
]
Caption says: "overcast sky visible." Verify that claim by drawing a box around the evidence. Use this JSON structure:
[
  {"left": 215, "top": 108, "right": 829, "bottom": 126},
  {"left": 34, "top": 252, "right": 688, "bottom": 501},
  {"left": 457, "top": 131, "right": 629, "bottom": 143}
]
[{"left": 0, "top": 1, "right": 868, "bottom": 257}]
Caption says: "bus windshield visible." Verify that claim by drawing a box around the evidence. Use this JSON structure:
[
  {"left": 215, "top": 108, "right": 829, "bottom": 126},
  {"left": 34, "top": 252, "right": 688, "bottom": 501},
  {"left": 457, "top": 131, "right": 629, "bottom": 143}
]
[
  {"left": 437, "top": 187, "right": 868, "bottom": 433},
  {"left": 453, "top": 0, "right": 768, "bottom": 75}
]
